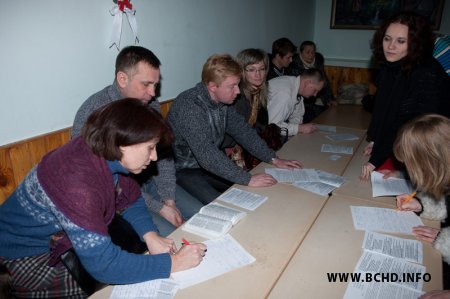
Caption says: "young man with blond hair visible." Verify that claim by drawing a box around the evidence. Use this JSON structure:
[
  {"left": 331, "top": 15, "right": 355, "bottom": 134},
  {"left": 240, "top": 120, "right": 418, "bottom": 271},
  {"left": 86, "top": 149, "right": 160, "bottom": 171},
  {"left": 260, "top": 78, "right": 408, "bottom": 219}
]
[{"left": 168, "top": 54, "right": 302, "bottom": 204}]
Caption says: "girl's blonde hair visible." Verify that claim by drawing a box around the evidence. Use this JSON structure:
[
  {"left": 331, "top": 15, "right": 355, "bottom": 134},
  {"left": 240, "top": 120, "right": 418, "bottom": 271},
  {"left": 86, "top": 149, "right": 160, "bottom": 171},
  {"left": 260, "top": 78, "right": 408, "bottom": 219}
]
[{"left": 393, "top": 114, "right": 450, "bottom": 199}]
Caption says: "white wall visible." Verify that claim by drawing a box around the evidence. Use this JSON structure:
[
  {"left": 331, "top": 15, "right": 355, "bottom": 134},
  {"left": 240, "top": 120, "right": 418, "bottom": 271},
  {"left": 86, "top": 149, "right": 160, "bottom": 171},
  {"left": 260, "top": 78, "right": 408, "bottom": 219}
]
[
  {"left": 0, "top": 0, "right": 314, "bottom": 145},
  {"left": 314, "top": 0, "right": 450, "bottom": 68}
]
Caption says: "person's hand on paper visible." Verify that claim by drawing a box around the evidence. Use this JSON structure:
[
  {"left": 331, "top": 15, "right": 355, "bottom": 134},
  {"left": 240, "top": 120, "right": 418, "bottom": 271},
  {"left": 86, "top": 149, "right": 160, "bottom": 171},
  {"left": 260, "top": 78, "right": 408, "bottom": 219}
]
[
  {"left": 271, "top": 157, "right": 303, "bottom": 170},
  {"left": 412, "top": 226, "right": 440, "bottom": 243},
  {"left": 362, "top": 141, "right": 374, "bottom": 156},
  {"left": 359, "top": 162, "right": 375, "bottom": 181},
  {"left": 298, "top": 123, "right": 317, "bottom": 134},
  {"left": 396, "top": 194, "right": 422, "bottom": 212},
  {"left": 171, "top": 242, "right": 207, "bottom": 273},
  {"left": 248, "top": 173, "right": 277, "bottom": 187},
  {"left": 419, "top": 290, "right": 450, "bottom": 299},
  {"left": 160, "top": 200, "right": 184, "bottom": 227},
  {"left": 379, "top": 169, "right": 402, "bottom": 179},
  {"left": 143, "top": 232, "right": 177, "bottom": 255}
]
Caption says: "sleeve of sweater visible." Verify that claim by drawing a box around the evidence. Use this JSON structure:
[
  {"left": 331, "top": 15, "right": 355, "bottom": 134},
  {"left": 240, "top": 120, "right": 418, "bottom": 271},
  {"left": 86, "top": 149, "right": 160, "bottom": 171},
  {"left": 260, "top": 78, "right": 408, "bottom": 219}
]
[
  {"left": 60, "top": 207, "right": 171, "bottom": 284},
  {"left": 121, "top": 197, "right": 159, "bottom": 237},
  {"left": 149, "top": 99, "right": 177, "bottom": 201},
  {"left": 169, "top": 100, "right": 252, "bottom": 185},
  {"left": 226, "top": 106, "right": 276, "bottom": 162},
  {"left": 267, "top": 84, "right": 300, "bottom": 135},
  {"left": 417, "top": 193, "right": 450, "bottom": 264}
]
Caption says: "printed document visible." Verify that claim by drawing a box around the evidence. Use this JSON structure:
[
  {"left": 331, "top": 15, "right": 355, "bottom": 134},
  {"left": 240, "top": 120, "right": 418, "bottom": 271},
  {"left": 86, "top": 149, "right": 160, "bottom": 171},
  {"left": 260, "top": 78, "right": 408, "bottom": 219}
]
[
  {"left": 292, "top": 181, "right": 336, "bottom": 196},
  {"left": 217, "top": 188, "right": 267, "bottom": 211},
  {"left": 362, "top": 231, "right": 423, "bottom": 264},
  {"left": 316, "top": 124, "right": 337, "bottom": 132},
  {"left": 110, "top": 278, "right": 179, "bottom": 299},
  {"left": 265, "top": 168, "right": 319, "bottom": 183},
  {"left": 321, "top": 144, "right": 353, "bottom": 155},
  {"left": 351, "top": 206, "right": 424, "bottom": 235},
  {"left": 171, "top": 234, "right": 255, "bottom": 289},
  {"left": 371, "top": 171, "right": 414, "bottom": 197},
  {"left": 326, "top": 133, "right": 359, "bottom": 142},
  {"left": 181, "top": 203, "right": 246, "bottom": 239}
]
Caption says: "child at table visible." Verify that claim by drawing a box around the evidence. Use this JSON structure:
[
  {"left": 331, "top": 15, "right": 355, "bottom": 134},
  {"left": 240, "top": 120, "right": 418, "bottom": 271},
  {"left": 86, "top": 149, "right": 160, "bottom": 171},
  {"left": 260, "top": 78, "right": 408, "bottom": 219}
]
[{"left": 394, "top": 114, "right": 450, "bottom": 294}]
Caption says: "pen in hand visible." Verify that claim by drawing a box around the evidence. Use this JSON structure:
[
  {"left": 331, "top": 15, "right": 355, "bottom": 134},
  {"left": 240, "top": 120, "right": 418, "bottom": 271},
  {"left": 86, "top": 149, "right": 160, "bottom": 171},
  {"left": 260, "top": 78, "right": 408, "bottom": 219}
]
[
  {"left": 396, "top": 191, "right": 417, "bottom": 211},
  {"left": 181, "top": 238, "right": 191, "bottom": 246}
]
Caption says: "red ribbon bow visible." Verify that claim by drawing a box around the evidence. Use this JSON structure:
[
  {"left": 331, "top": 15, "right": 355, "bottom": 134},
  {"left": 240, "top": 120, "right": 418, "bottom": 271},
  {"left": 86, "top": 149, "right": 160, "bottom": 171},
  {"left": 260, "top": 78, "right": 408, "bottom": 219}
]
[{"left": 118, "top": 0, "right": 132, "bottom": 11}]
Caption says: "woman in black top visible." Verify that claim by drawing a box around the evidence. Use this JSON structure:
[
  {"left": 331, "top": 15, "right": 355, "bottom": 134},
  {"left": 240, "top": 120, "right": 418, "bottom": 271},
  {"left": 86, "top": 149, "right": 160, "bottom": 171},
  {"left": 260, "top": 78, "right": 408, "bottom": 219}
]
[{"left": 360, "top": 12, "right": 450, "bottom": 180}]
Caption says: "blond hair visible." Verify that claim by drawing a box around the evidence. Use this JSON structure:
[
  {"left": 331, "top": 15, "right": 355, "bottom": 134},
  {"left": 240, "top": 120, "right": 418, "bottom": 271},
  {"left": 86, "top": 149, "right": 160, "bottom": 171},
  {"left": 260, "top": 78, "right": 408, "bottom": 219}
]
[
  {"left": 201, "top": 54, "right": 241, "bottom": 86},
  {"left": 393, "top": 114, "right": 450, "bottom": 199}
]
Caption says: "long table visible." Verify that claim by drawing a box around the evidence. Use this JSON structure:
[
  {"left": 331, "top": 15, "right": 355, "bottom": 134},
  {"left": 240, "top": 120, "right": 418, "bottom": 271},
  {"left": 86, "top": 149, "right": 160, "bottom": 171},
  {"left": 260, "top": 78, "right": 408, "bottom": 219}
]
[
  {"left": 90, "top": 105, "right": 442, "bottom": 298},
  {"left": 267, "top": 194, "right": 442, "bottom": 298}
]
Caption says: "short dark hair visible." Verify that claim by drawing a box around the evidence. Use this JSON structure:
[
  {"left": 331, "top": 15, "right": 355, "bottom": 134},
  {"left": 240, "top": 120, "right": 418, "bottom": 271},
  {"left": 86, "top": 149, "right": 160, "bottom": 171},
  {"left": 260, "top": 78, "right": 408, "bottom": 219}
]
[
  {"left": 272, "top": 38, "right": 296, "bottom": 57},
  {"left": 371, "top": 11, "right": 434, "bottom": 72},
  {"left": 299, "top": 41, "right": 316, "bottom": 53},
  {"left": 301, "top": 68, "right": 325, "bottom": 82},
  {"left": 82, "top": 98, "right": 173, "bottom": 160},
  {"left": 115, "top": 46, "right": 161, "bottom": 76}
]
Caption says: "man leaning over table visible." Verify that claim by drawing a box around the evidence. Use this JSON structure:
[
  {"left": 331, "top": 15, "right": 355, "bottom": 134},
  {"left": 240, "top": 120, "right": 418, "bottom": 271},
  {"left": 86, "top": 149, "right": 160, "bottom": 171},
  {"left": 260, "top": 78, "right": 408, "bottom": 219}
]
[
  {"left": 267, "top": 68, "right": 325, "bottom": 135},
  {"left": 168, "top": 54, "right": 302, "bottom": 205},
  {"left": 72, "top": 46, "right": 203, "bottom": 236}
]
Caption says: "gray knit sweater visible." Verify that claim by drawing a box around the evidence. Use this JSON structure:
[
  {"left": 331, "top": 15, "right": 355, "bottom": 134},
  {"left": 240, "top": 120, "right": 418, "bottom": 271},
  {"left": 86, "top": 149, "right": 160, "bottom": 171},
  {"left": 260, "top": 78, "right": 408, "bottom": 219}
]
[
  {"left": 168, "top": 82, "right": 275, "bottom": 185},
  {"left": 72, "top": 82, "right": 176, "bottom": 212}
]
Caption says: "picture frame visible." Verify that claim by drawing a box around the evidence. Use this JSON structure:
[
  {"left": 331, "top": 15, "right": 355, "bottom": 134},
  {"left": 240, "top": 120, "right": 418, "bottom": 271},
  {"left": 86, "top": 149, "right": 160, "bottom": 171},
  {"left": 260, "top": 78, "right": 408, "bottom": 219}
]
[{"left": 330, "top": 0, "right": 445, "bottom": 30}]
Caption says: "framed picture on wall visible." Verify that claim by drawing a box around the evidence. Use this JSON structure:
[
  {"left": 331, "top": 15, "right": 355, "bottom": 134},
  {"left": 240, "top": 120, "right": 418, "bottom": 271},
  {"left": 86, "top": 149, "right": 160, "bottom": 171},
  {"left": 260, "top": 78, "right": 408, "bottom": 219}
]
[{"left": 330, "top": 0, "right": 445, "bottom": 30}]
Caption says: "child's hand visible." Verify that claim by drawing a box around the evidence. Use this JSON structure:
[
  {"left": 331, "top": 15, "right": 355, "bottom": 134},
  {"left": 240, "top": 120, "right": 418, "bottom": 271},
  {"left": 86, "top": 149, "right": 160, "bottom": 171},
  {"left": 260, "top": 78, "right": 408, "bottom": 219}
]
[{"left": 412, "top": 226, "right": 440, "bottom": 243}]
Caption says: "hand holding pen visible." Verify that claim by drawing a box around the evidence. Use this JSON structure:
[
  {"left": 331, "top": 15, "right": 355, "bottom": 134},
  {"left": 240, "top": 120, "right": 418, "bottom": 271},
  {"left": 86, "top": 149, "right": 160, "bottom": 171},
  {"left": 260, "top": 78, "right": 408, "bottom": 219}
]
[
  {"left": 170, "top": 238, "right": 207, "bottom": 273},
  {"left": 396, "top": 191, "right": 420, "bottom": 212}
]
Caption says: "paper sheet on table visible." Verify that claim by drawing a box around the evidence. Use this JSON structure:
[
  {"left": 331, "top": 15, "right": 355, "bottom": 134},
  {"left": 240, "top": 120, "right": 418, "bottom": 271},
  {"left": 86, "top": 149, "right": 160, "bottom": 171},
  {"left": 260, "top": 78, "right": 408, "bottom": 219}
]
[
  {"left": 350, "top": 206, "right": 423, "bottom": 235},
  {"left": 315, "top": 124, "right": 337, "bottom": 132},
  {"left": 371, "top": 171, "right": 414, "bottom": 197},
  {"left": 326, "top": 133, "right": 359, "bottom": 141},
  {"left": 110, "top": 278, "right": 179, "bottom": 299},
  {"left": 292, "top": 181, "right": 336, "bottom": 196},
  {"left": 171, "top": 234, "right": 255, "bottom": 289},
  {"left": 217, "top": 188, "right": 268, "bottom": 211},
  {"left": 265, "top": 168, "right": 319, "bottom": 183},
  {"left": 363, "top": 231, "right": 423, "bottom": 264},
  {"left": 344, "top": 250, "right": 426, "bottom": 298},
  {"left": 321, "top": 144, "right": 353, "bottom": 154}
]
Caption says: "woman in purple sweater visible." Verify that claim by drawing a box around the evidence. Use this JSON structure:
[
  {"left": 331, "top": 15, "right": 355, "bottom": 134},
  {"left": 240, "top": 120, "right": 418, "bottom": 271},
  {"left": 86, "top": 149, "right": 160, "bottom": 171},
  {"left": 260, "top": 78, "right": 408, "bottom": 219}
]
[{"left": 0, "top": 99, "right": 206, "bottom": 298}]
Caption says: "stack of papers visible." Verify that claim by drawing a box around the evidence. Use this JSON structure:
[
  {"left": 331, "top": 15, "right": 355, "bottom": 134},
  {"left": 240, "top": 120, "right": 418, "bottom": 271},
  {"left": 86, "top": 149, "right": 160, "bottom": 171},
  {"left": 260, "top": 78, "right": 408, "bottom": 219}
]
[
  {"left": 217, "top": 188, "right": 268, "bottom": 211},
  {"left": 265, "top": 168, "right": 347, "bottom": 196}
]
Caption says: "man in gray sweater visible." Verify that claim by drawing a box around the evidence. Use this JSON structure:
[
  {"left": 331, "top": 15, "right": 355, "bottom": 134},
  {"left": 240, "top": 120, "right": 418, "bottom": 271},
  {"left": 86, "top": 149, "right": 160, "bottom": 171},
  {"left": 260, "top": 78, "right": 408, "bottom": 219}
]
[
  {"left": 72, "top": 46, "right": 202, "bottom": 236},
  {"left": 168, "top": 54, "right": 302, "bottom": 204}
]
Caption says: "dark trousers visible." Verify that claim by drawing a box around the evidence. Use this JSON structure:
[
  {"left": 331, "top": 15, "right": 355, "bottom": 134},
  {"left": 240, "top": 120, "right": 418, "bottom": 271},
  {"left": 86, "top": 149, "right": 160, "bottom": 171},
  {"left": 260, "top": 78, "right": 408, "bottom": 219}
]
[{"left": 176, "top": 168, "right": 232, "bottom": 205}]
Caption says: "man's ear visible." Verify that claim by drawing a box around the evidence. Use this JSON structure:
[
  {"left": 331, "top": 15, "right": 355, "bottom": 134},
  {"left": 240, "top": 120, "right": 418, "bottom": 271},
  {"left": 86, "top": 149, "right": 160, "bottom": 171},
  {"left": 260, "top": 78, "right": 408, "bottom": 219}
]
[
  {"left": 116, "top": 71, "right": 129, "bottom": 88},
  {"left": 207, "top": 81, "right": 217, "bottom": 93}
]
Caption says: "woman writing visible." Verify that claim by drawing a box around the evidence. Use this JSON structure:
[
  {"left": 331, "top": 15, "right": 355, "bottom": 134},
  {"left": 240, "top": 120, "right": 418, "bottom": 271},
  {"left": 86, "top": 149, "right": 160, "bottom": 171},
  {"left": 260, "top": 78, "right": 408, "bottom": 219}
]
[
  {"left": 360, "top": 12, "right": 450, "bottom": 180},
  {"left": 394, "top": 114, "right": 450, "bottom": 298},
  {"left": 0, "top": 99, "right": 206, "bottom": 298}
]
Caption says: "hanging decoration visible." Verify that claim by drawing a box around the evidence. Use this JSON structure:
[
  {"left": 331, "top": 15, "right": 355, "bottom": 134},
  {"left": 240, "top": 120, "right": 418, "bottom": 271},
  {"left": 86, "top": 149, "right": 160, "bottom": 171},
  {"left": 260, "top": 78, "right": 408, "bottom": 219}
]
[{"left": 109, "top": 0, "right": 139, "bottom": 50}]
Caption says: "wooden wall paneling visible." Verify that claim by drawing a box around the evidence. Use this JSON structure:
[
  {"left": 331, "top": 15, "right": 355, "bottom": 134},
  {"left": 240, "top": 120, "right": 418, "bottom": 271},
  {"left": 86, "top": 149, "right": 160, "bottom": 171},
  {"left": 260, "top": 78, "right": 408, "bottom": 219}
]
[
  {"left": 160, "top": 99, "right": 173, "bottom": 119},
  {"left": 0, "top": 148, "right": 15, "bottom": 204},
  {"left": 324, "top": 66, "right": 377, "bottom": 96}
]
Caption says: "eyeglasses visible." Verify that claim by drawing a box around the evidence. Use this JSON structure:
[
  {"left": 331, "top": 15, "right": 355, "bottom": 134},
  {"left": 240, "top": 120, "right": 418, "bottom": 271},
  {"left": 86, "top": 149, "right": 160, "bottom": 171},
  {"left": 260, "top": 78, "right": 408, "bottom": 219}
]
[{"left": 244, "top": 67, "right": 266, "bottom": 74}]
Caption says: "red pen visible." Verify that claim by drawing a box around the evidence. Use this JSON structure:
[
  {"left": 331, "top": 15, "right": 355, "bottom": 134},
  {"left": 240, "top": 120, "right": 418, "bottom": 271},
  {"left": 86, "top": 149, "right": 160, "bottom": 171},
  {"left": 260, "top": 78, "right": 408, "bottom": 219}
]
[{"left": 181, "top": 238, "right": 191, "bottom": 246}]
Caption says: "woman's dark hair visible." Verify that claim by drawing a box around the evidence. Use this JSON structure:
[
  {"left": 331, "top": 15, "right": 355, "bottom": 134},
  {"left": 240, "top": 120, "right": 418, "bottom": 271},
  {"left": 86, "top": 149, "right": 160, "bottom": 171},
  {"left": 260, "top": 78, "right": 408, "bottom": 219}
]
[
  {"left": 81, "top": 98, "right": 173, "bottom": 160},
  {"left": 371, "top": 11, "right": 435, "bottom": 72}
]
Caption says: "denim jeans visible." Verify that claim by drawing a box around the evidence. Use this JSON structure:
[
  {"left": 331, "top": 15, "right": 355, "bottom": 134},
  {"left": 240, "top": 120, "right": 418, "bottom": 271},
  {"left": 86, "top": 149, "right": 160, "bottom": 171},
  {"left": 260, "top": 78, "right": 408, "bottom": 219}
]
[
  {"left": 176, "top": 168, "right": 232, "bottom": 205},
  {"left": 142, "top": 179, "right": 203, "bottom": 236}
]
